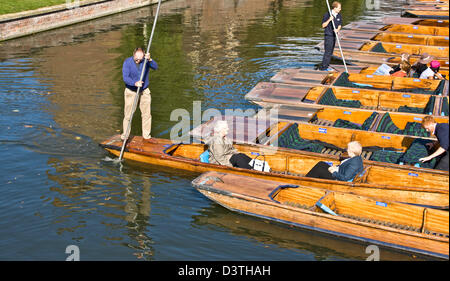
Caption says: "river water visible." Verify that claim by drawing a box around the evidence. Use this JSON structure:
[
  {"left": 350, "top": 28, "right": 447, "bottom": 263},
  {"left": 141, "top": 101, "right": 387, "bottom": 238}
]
[{"left": 0, "top": 0, "right": 435, "bottom": 260}]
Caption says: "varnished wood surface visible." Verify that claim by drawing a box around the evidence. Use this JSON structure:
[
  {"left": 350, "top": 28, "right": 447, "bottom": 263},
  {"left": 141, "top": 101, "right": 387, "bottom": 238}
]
[
  {"left": 268, "top": 69, "right": 448, "bottom": 96},
  {"left": 192, "top": 171, "right": 449, "bottom": 259},
  {"left": 100, "top": 134, "right": 449, "bottom": 208},
  {"left": 246, "top": 81, "right": 448, "bottom": 117}
]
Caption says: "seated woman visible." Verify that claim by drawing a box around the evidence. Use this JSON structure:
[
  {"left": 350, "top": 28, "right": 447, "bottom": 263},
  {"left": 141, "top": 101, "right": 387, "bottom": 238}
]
[
  {"left": 420, "top": 60, "right": 445, "bottom": 80},
  {"left": 205, "top": 120, "right": 253, "bottom": 169},
  {"left": 305, "top": 141, "right": 364, "bottom": 181},
  {"left": 410, "top": 53, "right": 432, "bottom": 78},
  {"left": 391, "top": 60, "right": 411, "bottom": 77},
  {"left": 389, "top": 52, "right": 410, "bottom": 75}
]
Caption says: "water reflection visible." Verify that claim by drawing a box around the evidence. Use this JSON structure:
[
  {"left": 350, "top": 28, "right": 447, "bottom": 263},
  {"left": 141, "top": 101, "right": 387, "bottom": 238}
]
[{"left": 192, "top": 204, "right": 432, "bottom": 261}]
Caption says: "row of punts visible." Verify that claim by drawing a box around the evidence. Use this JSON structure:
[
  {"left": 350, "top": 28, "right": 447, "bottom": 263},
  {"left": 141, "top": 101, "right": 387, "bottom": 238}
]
[{"left": 101, "top": 6, "right": 449, "bottom": 259}]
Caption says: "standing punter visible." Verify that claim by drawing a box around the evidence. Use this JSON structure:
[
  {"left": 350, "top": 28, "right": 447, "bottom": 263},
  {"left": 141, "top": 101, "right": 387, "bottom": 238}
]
[
  {"left": 319, "top": 1, "right": 342, "bottom": 71},
  {"left": 122, "top": 47, "right": 158, "bottom": 143}
]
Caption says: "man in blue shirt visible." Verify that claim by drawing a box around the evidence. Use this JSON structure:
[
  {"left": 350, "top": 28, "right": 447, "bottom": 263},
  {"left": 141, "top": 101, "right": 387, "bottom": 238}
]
[
  {"left": 319, "top": 1, "right": 342, "bottom": 71},
  {"left": 420, "top": 116, "right": 449, "bottom": 171},
  {"left": 122, "top": 47, "right": 158, "bottom": 142}
]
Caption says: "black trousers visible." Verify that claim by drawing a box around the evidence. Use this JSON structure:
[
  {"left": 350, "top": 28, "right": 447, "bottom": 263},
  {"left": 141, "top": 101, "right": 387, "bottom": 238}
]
[
  {"left": 305, "top": 161, "right": 335, "bottom": 180},
  {"left": 320, "top": 35, "right": 336, "bottom": 70},
  {"left": 230, "top": 153, "right": 253, "bottom": 170},
  {"left": 435, "top": 151, "right": 449, "bottom": 171}
]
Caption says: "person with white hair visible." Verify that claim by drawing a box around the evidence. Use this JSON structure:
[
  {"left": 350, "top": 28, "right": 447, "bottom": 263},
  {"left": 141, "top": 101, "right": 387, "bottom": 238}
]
[
  {"left": 305, "top": 141, "right": 364, "bottom": 181},
  {"left": 205, "top": 120, "right": 253, "bottom": 169}
]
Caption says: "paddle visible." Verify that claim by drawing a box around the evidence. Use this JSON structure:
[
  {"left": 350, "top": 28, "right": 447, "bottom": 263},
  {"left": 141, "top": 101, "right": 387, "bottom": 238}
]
[
  {"left": 119, "top": 0, "right": 162, "bottom": 162},
  {"left": 325, "top": 0, "right": 348, "bottom": 73}
]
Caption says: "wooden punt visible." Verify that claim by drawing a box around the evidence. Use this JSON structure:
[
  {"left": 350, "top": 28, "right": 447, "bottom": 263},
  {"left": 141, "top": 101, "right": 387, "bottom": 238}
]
[
  {"left": 331, "top": 49, "right": 450, "bottom": 70},
  {"left": 315, "top": 39, "right": 449, "bottom": 59},
  {"left": 338, "top": 29, "right": 449, "bottom": 47},
  {"left": 268, "top": 69, "right": 448, "bottom": 96},
  {"left": 245, "top": 82, "right": 449, "bottom": 117},
  {"left": 403, "top": 9, "right": 449, "bottom": 19},
  {"left": 100, "top": 134, "right": 449, "bottom": 208},
  {"left": 380, "top": 17, "right": 449, "bottom": 27},
  {"left": 263, "top": 106, "right": 448, "bottom": 139},
  {"left": 343, "top": 22, "right": 449, "bottom": 36},
  {"left": 192, "top": 171, "right": 449, "bottom": 259},
  {"left": 403, "top": 4, "right": 449, "bottom": 11},
  {"left": 353, "top": 65, "right": 449, "bottom": 79},
  {"left": 192, "top": 203, "right": 432, "bottom": 260}
]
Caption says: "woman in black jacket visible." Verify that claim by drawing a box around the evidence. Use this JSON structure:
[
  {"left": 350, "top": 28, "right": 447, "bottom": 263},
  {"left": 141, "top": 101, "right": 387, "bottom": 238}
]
[{"left": 305, "top": 141, "right": 364, "bottom": 181}]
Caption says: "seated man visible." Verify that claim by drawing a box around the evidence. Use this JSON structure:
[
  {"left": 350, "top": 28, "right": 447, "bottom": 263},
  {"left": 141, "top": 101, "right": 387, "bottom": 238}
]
[
  {"left": 305, "top": 141, "right": 364, "bottom": 181},
  {"left": 205, "top": 120, "right": 253, "bottom": 169},
  {"left": 419, "top": 116, "right": 449, "bottom": 171}
]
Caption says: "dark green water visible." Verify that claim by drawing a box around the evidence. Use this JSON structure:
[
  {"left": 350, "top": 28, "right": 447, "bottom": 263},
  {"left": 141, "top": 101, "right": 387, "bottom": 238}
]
[{"left": 0, "top": 0, "right": 434, "bottom": 260}]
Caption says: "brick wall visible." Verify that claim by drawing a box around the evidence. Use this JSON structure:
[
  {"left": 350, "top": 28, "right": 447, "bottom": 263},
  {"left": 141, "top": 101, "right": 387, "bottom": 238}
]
[{"left": 0, "top": 0, "right": 161, "bottom": 41}]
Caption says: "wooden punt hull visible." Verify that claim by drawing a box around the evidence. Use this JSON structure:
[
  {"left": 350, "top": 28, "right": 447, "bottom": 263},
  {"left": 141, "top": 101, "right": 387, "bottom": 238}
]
[
  {"left": 268, "top": 69, "right": 449, "bottom": 97},
  {"left": 381, "top": 17, "right": 449, "bottom": 27},
  {"left": 403, "top": 4, "right": 449, "bottom": 11},
  {"left": 316, "top": 39, "right": 449, "bottom": 59},
  {"left": 332, "top": 49, "right": 450, "bottom": 70},
  {"left": 403, "top": 9, "right": 450, "bottom": 19},
  {"left": 245, "top": 82, "right": 449, "bottom": 119},
  {"left": 100, "top": 135, "right": 449, "bottom": 208},
  {"left": 338, "top": 29, "right": 449, "bottom": 47},
  {"left": 343, "top": 22, "right": 449, "bottom": 36},
  {"left": 262, "top": 106, "right": 448, "bottom": 139},
  {"left": 192, "top": 171, "right": 449, "bottom": 259},
  {"left": 356, "top": 65, "right": 449, "bottom": 80}
]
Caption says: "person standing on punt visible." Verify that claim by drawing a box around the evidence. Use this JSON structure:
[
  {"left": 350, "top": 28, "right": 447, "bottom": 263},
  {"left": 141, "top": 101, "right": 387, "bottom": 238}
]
[
  {"left": 419, "top": 116, "right": 449, "bottom": 171},
  {"left": 121, "top": 47, "right": 158, "bottom": 143},
  {"left": 319, "top": 1, "right": 342, "bottom": 71}
]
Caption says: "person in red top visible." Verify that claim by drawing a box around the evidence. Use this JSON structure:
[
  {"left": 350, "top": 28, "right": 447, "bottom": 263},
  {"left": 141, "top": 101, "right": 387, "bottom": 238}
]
[{"left": 390, "top": 61, "right": 411, "bottom": 77}]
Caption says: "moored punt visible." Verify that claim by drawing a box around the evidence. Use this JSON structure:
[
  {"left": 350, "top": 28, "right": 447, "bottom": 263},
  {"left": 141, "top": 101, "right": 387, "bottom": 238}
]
[
  {"left": 315, "top": 39, "right": 449, "bottom": 59},
  {"left": 343, "top": 22, "right": 449, "bottom": 36},
  {"left": 331, "top": 49, "right": 450, "bottom": 70},
  {"left": 380, "top": 17, "right": 449, "bottom": 27},
  {"left": 258, "top": 105, "right": 448, "bottom": 139},
  {"left": 245, "top": 82, "right": 449, "bottom": 117},
  {"left": 192, "top": 171, "right": 449, "bottom": 259},
  {"left": 190, "top": 116, "right": 448, "bottom": 173},
  {"left": 268, "top": 69, "right": 448, "bottom": 96},
  {"left": 352, "top": 65, "right": 449, "bottom": 79},
  {"left": 402, "top": 9, "right": 450, "bottom": 19},
  {"left": 378, "top": 17, "right": 449, "bottom": 27},
  {"left": 338, "top": 29, "right": 449, "bottom": 47},
  {"left": 100, "top": 135, "right": 449, "bottom": 208}
]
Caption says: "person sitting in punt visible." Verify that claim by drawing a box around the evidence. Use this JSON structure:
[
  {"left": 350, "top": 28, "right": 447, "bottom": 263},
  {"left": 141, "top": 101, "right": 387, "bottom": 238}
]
[
  {"left": 390, "top": 60, "right": 411, "bottom": 77},
  {"left": 410, "top": 53, "right": 432, "bottom": 78},
  {"left": 389, "top": 52, "right": 411, "bottom": 75},
  {"left": 419, "top": 116, "right": 449, "bottom": 171},
  {"left": 205, "top": 120, "right": 253, "bottom": 169},
  {"left": 305, "top": 141, "right": 364, "bottom": 181},
  {"left": 420, "top": 60, "right": 445, "bottom": 80}
]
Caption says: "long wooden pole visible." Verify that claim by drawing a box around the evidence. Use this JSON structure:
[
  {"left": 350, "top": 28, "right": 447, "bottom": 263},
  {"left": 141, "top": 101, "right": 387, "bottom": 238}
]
[
  {"left": 325, "top": 0, "right": 348, "bottom": 73},
  {"left": 119, "top": 0, "right": 162, "bottom": 161}
]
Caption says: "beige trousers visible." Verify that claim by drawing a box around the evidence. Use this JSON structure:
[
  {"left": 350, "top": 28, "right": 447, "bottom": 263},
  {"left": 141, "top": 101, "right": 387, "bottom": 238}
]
[{"left": 122, "top": 87, "right": 152, "bottom": 140}]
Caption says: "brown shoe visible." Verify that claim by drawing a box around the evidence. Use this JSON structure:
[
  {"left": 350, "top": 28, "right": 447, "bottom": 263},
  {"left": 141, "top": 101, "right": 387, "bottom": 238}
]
[{"left": 143, "top": 138, "right": 158, "bottom": 144}]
